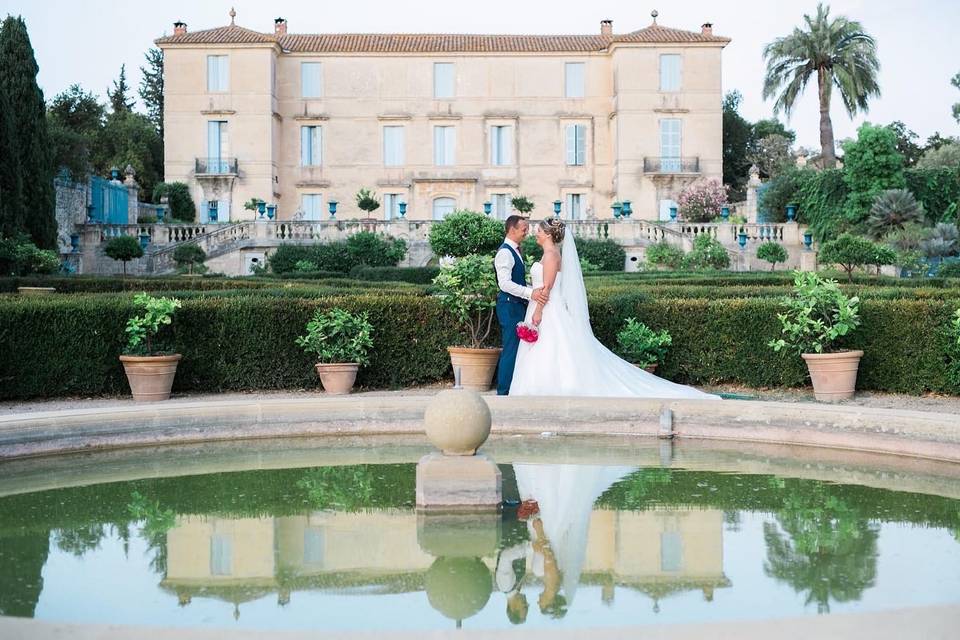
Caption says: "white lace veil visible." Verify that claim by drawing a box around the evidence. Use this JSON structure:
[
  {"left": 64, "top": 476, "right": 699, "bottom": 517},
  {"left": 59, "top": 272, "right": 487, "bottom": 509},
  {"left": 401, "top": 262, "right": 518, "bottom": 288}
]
[{"left": 559, "top": 228, "right": 591, "bottom": 328}]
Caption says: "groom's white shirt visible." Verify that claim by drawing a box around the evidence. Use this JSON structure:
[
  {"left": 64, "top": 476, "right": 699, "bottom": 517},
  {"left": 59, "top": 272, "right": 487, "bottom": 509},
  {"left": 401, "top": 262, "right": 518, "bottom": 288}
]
[{"left": 495, "top": 238, "right": 533, "bottom": 300}]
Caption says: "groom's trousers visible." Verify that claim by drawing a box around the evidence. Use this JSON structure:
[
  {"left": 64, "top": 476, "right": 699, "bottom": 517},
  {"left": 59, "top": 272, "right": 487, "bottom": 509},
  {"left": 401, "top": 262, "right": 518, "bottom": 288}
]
[{"left": 496, "top": 300, "right": 527, "bottom": 395}]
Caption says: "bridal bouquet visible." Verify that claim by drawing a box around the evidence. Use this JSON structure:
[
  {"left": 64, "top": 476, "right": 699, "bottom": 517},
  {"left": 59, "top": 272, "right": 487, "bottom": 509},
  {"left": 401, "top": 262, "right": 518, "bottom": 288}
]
[{"left": 516, "top": 321, "right": 539, "bottom": 343}]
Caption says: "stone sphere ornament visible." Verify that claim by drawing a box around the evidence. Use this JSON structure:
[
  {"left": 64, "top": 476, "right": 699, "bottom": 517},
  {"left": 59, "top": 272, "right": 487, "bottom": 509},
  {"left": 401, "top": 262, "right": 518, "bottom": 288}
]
[{"left": 424, "top": 389, "right": 492, "bottom": 456}]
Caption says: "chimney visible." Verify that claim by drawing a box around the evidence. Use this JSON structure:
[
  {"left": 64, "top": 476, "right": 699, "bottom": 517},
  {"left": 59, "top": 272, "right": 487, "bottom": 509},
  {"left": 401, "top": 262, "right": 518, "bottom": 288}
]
[
  {"left": 274, "top": 17, "right": 288, "bottom": 36},
  {"left": 701, "top": 22, "right": 713, "bottom": 37},
  {"left": 173, "top": 21, "right": 187, "bottom": 36},
  {"left": 600, "top": 19, "right": 613, "bottom": 37}
]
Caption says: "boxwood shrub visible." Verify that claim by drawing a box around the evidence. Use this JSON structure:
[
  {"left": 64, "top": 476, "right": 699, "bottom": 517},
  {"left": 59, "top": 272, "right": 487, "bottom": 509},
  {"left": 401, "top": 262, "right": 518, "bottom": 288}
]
[
  {"left": 349, "top": 266, "right": 441, "bottom": 284},
  {"left": 3, "top": 289, "right": 958, "bottom": 399}
]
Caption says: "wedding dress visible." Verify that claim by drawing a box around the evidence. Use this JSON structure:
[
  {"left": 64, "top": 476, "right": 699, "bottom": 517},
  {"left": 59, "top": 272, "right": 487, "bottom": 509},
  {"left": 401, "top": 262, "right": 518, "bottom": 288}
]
[
  {"left": 509, "top": 231, "right": 720, "bottom": 399},
  {"left": 514, "top": 463, "right": 637, "bottom": 604}
]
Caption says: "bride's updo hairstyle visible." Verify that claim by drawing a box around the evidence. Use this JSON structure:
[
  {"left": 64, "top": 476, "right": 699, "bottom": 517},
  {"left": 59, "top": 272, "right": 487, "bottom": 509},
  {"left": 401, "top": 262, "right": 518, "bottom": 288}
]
[{"left": 539, "top": 218, "right": 565, "bottom": 244}]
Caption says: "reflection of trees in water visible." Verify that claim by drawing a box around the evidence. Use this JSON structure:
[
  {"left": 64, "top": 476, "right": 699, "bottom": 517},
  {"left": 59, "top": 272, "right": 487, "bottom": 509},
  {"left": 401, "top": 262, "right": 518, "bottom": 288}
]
[
  {"left": 127, "top": 491, "right": 175, "bottom": 575},
  {"left": 53, "top": 523, "right": 108, "bottom": 557},
  {"left": 296, "top": 466, "right": 375, "bottom": 511},
  {"left": 763, "top": 486, "right": 879, "bottom": 614}
]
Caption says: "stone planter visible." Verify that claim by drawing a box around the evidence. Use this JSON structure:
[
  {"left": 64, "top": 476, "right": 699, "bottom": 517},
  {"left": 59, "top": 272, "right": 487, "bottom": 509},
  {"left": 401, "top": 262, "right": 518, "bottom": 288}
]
[
  {"left": 802, "top": 350, "right": 863, "bottom": 402},
  {"left": 314, "top": 362, "right": 360, "bottom": 395},
  {"left": 447, "top": 347, "right": 502, "bottom": 392},
  {"left": 17, "top": 287, "right": 56, "bottom": 295},
  {"left": 642, "top": 364, "right": 658, "bottom": 375},
  {"left": 119, "top": 354, "right": 181, "bottom": 402}
]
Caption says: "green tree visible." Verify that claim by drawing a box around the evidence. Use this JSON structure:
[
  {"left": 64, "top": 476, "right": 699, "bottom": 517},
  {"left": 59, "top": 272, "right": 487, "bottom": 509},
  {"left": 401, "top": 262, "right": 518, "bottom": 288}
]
[
  {"left": 915, "top": 142, "right": 960, "bottom": 170},
  {"left": 0, "top": 16, "right": 57, "bottom": 249},
  {"left": 172, "top": 243, "right": 207, "bottom": 274},
  {"left": 46, "top": 84, "right": 105, "bottom": 180},
  {"left": 764, "top": 487, "right": 879, "bottom": 613},
  {"left": 153, "top": 182, "right": 195, "bottom": 221},
  {"left": 428, "top": 210, "right": 504, "bottom": 257},
  {"left": 817, "top": 233, "right": 881, "bottom": 281},
  {"left": 952, "top": 72, "right": 960, "bottom": 124},
  {"left": 722, "top": 90, "right": 753, "bottom": 198},
  {"left": 762, "top": 3, "right": 880, "bottom": 169},
  {"left": 139, "top": 48, "right": 163, "bottom": 137},
  {"left": 886, "top": 121, "right": 924, "bottom": 167},
  {"left": 757, "top": 241, "right": 789, "bottom": 270},
  {"left": 841, "top": 123, "right": 906, "bottom": 226},
  {"left": 94, "top": 111, "right": 163, "bottom": 200},
  {"left": 104, "top": 235, "right": 143, "bottom": 277},
  {"left": 108, "top": 64, "right": 134, "bottom": 114},
  {"left": 752, "top": 118, "right": 796, "bottom": 144},
  {"left": 0, "top": 79, "right": 23, "bottom": 239}
]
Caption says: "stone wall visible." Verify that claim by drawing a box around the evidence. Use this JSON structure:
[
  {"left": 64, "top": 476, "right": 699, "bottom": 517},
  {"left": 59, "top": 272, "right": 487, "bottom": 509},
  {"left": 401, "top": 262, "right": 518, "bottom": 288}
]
[{"left": 54, "top": 178, "right": 89, "bottom": 254}]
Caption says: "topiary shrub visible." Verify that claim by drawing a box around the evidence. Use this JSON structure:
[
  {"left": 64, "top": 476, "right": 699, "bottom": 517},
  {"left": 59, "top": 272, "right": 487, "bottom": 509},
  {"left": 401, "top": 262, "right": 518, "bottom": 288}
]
[
  {"left": 757, "top": 241, "right": 789, "bottom": 271},
  {"left": 346, "top": 231, "right": 406, "bottom": 267},
  {"left": 681, "top": 234, "right": 730, "bottom": 271},
  {"left": 172, "top": 244, "right": 207, "bottom": 275},
  {"left": 428, "top": 210, "right": 504, "bottom": 257},
  {"left": 645, "top": 241, "right": 685, "bottom": 270},
  {"left": 355, "top": 188, "right": 381, "bottom": 217},
  {"left": 267, "top": 243, "right": 356, "bottom": 275},
  {"left": 153, "top": 182, "right": 196, "bottom": 222},
  {"left": 104, "top": 236, "right": 144, "bottom": 277},
  {"left": 678, "top": 178, "right": 729, "bottom": 222},
  {"left": 510, "top": 195, "right": 535, "bottom": 215},
  {"left": 817, "top": 233, "right": 881, "bottom": 282},
  {"left": 575, "top": 238, "right": 626, "bottom": 272},
  {"left": 866, "top": 189, "right": 925, "bottom": 239}
]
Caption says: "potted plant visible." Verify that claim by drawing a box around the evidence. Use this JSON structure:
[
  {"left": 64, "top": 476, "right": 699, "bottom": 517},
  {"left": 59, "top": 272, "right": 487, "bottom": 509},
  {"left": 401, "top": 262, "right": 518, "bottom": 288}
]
[
  {"left": 616, "top": 318, "right": 672, "bottom": 373},
  {"left": 769, "top": 271, "right": 862, "bottom": 402},
  {"left": 119, "top": 293, "right": 183, "bottom": 402},
  {"left": 510, "top": 195, "right": 535, "bottom": 216},
  {"left": 432, "top": 253, "right": 501, "bottom": 390},
  {"left": 296, "top": 307, "right": 374, "bottom": 395}
]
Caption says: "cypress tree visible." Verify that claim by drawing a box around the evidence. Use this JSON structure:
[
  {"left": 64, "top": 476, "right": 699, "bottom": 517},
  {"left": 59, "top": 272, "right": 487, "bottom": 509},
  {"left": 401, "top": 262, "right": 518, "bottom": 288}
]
[
  {"left": 0, "top": 75, "right": 23, "bottom": 239},
  {"left": 139, "top": 48, "right": 164, "bottom": 138},
  {"left": 0, "top": 16, "right": 56, "bottom": 249},
  {"left": 108, "top": 64, "right": 134, "bottom": 114}
]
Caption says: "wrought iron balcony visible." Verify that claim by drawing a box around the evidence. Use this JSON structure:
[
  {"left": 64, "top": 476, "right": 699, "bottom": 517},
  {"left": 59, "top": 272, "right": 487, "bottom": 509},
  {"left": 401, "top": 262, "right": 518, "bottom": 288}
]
[
  {"left": 195, "top": 157, "right": 239, "bottom": 175},
  {"left": 643, "top": 157, "right": 700, "bottom": 174}
]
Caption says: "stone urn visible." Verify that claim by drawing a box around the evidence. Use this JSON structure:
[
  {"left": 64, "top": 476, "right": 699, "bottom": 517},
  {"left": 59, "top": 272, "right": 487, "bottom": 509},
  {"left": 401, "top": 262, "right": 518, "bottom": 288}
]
[
  {"left": 801, "top": 350, "right": 863, "bottom": 402},
  {"left": 119, "top": 354, "right": 181, "bottom": 402},
  {"left": 314, "top": 362, "right": 360, "bottom": 395},
  {"left": 424, "top": 388, "right": 491, "bottom": 455},
  {"left": 447, "top": 347, "right": 501, "bottom": 392}
]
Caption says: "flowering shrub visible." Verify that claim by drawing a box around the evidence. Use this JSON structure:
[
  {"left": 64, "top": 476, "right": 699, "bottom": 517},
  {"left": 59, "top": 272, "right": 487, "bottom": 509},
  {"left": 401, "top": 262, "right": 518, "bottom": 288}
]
[{"left": 678, "top": 178, "right": 729, "bottom": 222}]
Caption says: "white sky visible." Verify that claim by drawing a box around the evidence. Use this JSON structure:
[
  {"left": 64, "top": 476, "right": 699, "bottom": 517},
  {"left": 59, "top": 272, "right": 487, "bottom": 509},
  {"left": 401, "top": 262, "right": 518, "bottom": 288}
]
[{"left": 4, "top": 0, "right": 959, "bottom": 149}]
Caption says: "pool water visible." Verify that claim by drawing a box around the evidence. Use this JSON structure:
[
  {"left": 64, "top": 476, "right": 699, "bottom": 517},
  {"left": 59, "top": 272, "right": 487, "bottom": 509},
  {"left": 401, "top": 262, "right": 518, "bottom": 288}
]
[{"left": 0, "top": 439, "right": 959, "bottom": 631}]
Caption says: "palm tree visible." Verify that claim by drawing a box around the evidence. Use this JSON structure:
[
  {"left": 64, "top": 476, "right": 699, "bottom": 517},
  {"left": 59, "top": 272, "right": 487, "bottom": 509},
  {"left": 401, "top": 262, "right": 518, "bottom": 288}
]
[{"left": 762, "top": 3, "right": 880, "bottom": 168}]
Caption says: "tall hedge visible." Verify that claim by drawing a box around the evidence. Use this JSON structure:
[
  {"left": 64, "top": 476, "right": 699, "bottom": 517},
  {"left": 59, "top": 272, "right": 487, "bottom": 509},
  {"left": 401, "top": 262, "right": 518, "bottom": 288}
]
[
  {"left": 905, "top": 167, "right": 960, "bottom": 222},
  {"left": 2, "top": 289, "right": 958, "bottom": 399}
]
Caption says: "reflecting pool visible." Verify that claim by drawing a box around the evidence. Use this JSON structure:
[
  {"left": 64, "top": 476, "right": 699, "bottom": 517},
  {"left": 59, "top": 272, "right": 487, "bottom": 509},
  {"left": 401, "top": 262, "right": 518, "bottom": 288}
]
[{"left": 0, "top": 436, "right": 959, "bottom": 630}]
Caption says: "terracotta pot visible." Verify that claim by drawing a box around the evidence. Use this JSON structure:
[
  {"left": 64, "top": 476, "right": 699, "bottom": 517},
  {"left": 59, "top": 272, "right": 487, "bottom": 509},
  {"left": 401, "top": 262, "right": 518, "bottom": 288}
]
[
  {"left": 642, "top": 364, "right": 658, "bottom": 374},
  {"left": 802, "top": 350, "right": 863, "bottom": 402},
  {"left": 119, "top": 354, "right": 181, "bottom": 402},
  {"left": 447, "top": 347, "right": 502, "bottom": 392},
  {"left": 314, "top": 362, "right": 359, "bottom": 395}
]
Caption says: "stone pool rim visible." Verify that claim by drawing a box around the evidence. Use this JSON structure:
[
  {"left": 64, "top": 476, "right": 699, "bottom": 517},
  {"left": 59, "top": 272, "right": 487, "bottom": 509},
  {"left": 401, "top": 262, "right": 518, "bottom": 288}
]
[{"left": 1, "top": 394, "right": 959, "bottom": 463}]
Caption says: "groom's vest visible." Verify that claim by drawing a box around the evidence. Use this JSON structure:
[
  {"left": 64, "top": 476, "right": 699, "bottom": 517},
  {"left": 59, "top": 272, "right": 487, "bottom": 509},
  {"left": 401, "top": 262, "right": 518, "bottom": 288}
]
[{"left": 496, "top": 243, "right": 528, "bottom": 306}]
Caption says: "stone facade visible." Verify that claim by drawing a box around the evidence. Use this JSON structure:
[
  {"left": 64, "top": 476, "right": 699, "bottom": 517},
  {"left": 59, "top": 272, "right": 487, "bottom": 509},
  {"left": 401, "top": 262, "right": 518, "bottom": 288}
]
[{"left": 157, "top": 14, "right": 729, "bottom": 223}]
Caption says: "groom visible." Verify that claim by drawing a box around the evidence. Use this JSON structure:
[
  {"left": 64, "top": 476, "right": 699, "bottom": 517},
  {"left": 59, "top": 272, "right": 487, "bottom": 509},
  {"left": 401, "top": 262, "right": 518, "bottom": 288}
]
[{"left": 495, "top": 216, "right": 548, "bottom": 395}]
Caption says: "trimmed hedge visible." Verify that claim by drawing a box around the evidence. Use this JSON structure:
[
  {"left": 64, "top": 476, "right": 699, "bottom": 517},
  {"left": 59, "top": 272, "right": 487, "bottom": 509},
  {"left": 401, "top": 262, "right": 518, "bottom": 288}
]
[
  {"left": 3, "top": 289, "right": 958, "bottom": 399},
  {"left": 349, "top": 266, "right": 441, "bottom": 284}
]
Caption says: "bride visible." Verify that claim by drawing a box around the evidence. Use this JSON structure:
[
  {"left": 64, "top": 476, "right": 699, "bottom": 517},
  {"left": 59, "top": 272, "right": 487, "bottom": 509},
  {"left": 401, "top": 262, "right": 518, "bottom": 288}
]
[{"left": 509, "top": 218, "right": 719, "bottom": 399}]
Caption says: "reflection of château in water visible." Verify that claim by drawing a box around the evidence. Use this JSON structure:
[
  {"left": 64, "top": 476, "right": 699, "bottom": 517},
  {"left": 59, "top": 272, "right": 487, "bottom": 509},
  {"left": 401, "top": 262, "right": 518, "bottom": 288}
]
[{"left": 161, "top": 508, "right": 729, "bottom": 614}]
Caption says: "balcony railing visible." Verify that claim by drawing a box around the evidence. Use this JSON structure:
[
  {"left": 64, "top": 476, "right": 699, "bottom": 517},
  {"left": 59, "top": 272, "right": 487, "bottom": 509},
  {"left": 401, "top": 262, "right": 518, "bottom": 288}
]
[
  {"left": 643, "top": 157, "right": 700, "bottom": 174},
  {"left": 195, "top": 157, "right": 239, "bottom": 175}
]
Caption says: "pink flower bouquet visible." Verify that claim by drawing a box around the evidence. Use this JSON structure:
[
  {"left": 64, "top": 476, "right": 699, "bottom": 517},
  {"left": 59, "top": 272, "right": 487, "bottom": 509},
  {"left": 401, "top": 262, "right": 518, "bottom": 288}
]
[{"left": 516, "top": 321, "right": 539, "bottom": 343}]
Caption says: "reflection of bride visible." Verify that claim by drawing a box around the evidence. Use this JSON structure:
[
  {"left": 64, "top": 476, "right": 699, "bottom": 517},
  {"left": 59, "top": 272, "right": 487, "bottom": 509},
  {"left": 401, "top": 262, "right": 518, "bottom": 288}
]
[{"left": 514, "top": 463, "right": 637, "bottom": 606}]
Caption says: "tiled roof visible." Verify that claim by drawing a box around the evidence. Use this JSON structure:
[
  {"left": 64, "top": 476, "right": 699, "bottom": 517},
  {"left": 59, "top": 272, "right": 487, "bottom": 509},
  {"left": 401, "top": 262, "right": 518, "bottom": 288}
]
[{"left": 155, "top": 23, "right": 730, "bottom": 51}]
